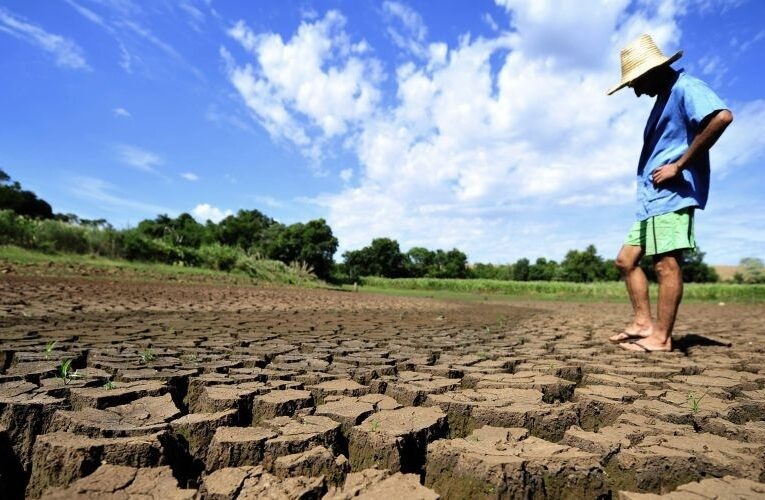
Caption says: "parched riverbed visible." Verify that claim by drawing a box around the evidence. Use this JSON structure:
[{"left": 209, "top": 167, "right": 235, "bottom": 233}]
[{"left": 1, "top": 273, "right": 764, "bottom": 498}]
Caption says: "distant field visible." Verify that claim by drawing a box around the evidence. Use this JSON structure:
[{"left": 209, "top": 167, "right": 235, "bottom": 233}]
[
  {"left": 358, "top": 276, "right": 765, "bottom": 303},
  {"left": 714, "top": 265, "right": 738, "bottom": 282}
]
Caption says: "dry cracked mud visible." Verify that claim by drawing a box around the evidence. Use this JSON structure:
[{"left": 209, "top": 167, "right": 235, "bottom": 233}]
[{"left": 1, "top": 272, "right": 764, "bottom": 499}]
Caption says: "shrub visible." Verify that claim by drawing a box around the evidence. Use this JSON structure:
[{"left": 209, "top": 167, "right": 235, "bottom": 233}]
[
  {"left": 0, "top": 209, "right": 34, "bottom": 246},
  {"left": 32, "top": 220, "right": 90, "bottom": 254},
  {"left": 197, "top": 243, "right": 242, "bottom": 271}
]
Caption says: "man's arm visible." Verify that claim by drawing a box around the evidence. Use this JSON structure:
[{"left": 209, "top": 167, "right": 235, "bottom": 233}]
[{"left": 652, "top": 109, "right": 734, "bottom": 185}]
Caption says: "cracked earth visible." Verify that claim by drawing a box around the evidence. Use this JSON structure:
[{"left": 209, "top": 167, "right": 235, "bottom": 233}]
[{"left": 1, "top": 273, "right": 764, "bottom": 499}]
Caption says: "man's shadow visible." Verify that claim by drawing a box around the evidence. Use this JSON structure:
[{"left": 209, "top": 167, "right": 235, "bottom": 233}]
[{"left": 673, "top": 333, "right": 732, "bottom": 354}]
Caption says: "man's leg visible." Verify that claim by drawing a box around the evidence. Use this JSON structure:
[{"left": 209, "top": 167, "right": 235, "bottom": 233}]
[
  {"left": 622, "top": 251, "right": 681, "bottom": 351},
  {"left": 610, "top": 245, "right": 653, "bottom": 341}
]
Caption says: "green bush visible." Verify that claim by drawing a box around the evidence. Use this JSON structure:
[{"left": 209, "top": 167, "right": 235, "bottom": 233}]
[
  {"left": 84, "top": 228, "right": 121, "bottom": 257},
  {"left": 0, "top": 209, "right": 34, "bottom": 246},
  {"left": 32, "top": 219, "right": 90, "bottom": 254},
  {"left": 197, "top": 243, "right": 242, "bottom": 271},
  {"left": 117, "top": 230, "right": 196, "bottom": 265}
]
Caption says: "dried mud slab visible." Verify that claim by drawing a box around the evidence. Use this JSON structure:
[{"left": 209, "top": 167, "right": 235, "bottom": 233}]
[
  {"left": 68, "top": 380, "right": 168, "bottom": 410},
  {"left": 49, "top": 393, "right": 181, "bottom": 437},
  {"left": 198, "top": 465, "right": 325, "bottom": 500},
  {"left": 272, "top": 445, "right": 349, "bottom": 485},
  {"left": 325, "top": 468, "right": 439, "bottom": 500},
  {"left": 425, "top": 426, "right": 606, "bottom": 499},
  {"left": 38, "top": 464, "right": 194, "bottom": 499},
  {"left": 617, "top": 475, "right": 765, "bottom": 499},
  {"left": 26, "top": 431, "right": 168, "bottom": 498},
  {"left": 348, "top": 405, "right": 447, "bottom": 473}
]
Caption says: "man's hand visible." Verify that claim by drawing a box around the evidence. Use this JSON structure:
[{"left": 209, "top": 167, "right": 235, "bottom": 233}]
[{"left": 652, "top": 162, "right": 681, "bottom": 185}]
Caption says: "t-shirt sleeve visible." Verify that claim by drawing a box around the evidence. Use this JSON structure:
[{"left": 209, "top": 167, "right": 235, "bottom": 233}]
[{"left": 681, "top": 78, "right": 728, "bottom": 129}]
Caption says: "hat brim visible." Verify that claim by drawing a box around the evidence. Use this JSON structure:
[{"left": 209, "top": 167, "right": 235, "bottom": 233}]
[{"left": 606, "top": 50, "right": 683, "bottom": 95}]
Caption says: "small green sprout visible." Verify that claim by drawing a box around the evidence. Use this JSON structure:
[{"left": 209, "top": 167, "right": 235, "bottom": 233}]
[
  {"left": 548, "top": 362, "right": 556, "bottom": 371},
  {"left": 57, "top": 359, "right": 80, "bottom": 385},
  {"left": 139, "top": 348, "right": 156, "bottom": 364},
  {"left": 103, "top": 380, "right": 116, "bottom": 390},
  {"left": 370, "top": 419, "right": 381, "bottom": 432},
  {"left": 43, "top": 340, "right": 57, "bottom": 359},
  {"left": 688, "top": 391, "right": 707, "bottom": 414}
]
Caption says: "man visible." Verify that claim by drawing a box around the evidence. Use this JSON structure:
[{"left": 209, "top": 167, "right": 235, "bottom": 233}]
[{"left": 606, "top": 34, "right": 733, "bottom": 352}]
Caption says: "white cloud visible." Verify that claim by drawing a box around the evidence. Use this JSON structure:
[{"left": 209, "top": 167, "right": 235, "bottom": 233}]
[
  {"left": 340, "top": 168, "right": 353, "bottom": 182},
  {"left": 70, "top": 176, "right": 173, "bottom": 216},
  {"left": 482, "top": 13, "right": 499, "bottom": 32},
  {"left": 179, "top": 1, "right": 206, "bottom": 32},
  {"left": 116, "top": 144, "right": 163, "bottom": 172},
  {"left": 180, "top": 172, "right": 199, "bottom": 181},
  {"left": 192, "top": 203, "right": 233, "bottom": 223},
  {"left": 113, "top": 107, "right": 131, "bottom": 117},
  {"left": 223, "top": 11, "right": 382, "bottom": 158},
  {"left": 0, "top": 6, "right": 90, "bottom": 70},
  {"left": 382, "top": 1, "right": 428, "bottom": 58},
  {"left": 712, "top": 99, "right": 765, "bottom": 177}
]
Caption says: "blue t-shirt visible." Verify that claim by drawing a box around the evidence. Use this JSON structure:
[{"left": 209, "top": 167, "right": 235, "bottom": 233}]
[{"left": 636, "top": 69, "right": 728, "bottom": 220}]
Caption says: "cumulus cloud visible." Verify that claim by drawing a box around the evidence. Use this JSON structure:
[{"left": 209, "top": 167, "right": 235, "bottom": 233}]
[
  {"left": 0, "top": 6, "right": 90, "bottom": 70},
  {"left": 180, "top": 172, "right": 199, "bottom": 181},
  {"left": 223, "top": 11, "right": 382, "bottom": 159},
  {"left": 192, "top": 203, "right": 233, "bottom": 223}
]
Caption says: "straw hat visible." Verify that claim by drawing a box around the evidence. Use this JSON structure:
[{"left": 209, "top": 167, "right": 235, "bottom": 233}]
[{"left": 607, "top": 34, "right": 682, "bottom": 95}]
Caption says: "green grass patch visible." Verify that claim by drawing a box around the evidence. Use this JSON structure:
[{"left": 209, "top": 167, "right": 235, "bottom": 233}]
[
  {"left": 0, "top": 245, "right": 321, "bottom": 287},
  {"left": 357, "top": 276, "right": 765, "bottom": 303}
]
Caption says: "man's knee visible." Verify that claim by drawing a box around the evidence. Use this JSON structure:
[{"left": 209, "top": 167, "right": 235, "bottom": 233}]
[
  {"left": 653, "top": 253, "right": 681, "bottom": 277},
  {"left": 615, "top": 247, "right": 642, "bottom": 273}
]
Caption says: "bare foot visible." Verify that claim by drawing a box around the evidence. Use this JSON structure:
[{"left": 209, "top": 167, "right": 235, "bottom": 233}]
[
  {"left": 619, "top": 336, "right": 672, "bottom": 352},
  {"left": 608, "top": 325, "right": 652, "bottom": 343}
]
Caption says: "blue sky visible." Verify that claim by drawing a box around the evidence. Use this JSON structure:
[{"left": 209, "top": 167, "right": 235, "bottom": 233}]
[{"left": 1, "top": 0, "right": 763, "bottom": 265}]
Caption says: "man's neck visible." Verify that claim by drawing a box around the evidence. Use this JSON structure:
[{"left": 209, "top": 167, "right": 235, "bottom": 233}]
[{"left": 657, "top": 67, "right": 679, "bottom": 96}]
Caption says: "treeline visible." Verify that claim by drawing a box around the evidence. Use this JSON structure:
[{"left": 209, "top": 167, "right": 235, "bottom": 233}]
[
  {"left": 1, "top": 170, "right": 337, "bottom": 279},
  {"left": 335, "top": 238, "right": 719, "bottom": 283},
  {"left": 0, "top": 168, "right": 737, "bottom": 284}
]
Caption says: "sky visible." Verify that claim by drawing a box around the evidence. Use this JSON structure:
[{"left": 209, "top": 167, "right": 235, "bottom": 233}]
[{"left": 1, "top": 0, "right": 764, "bottom": 265}]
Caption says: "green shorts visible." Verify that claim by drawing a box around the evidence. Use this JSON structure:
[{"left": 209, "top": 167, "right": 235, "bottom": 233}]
[{"left": 624, "top": 207, "right": 696, "bottom": 256}]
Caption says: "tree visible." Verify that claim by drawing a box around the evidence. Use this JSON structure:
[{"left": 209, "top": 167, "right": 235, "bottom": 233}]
[
  {"left": 216, "top": 209, "right": 277, "bottom": 251},
  {"left": 512, "top": 258, "right": 530, "bottom": 281},
  {"left": 734, "top": 257, "right": 765, "bottom": 284},
  {"left": 136, "top": 213, "right": 208, "bottom": 248},
  {"left": 559, "top": 245, "right": 606, "bottom": 282},
  {"left": 343, "top": 238, "right": 407, "bottom": 279},
  {"left": 469, "top": 263, "right": 513, "bottom": 280},
  {"left": 430, "top": 249, "right": 468, "bottom": 278},
  {"left": 682, "top": 249, "right": 718, "bottom": 283},
  {"left": 528, "top": 257, "right": 559, "bottom": 281},
  {"left": 0, "top": 168, "right": 53, "bottom": 219},
  {"left": 406, "top": 247, "right": 435, "bottom": 278},
  {"left": 264, "top": 219, "right": 338, "bottom": 280}
]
